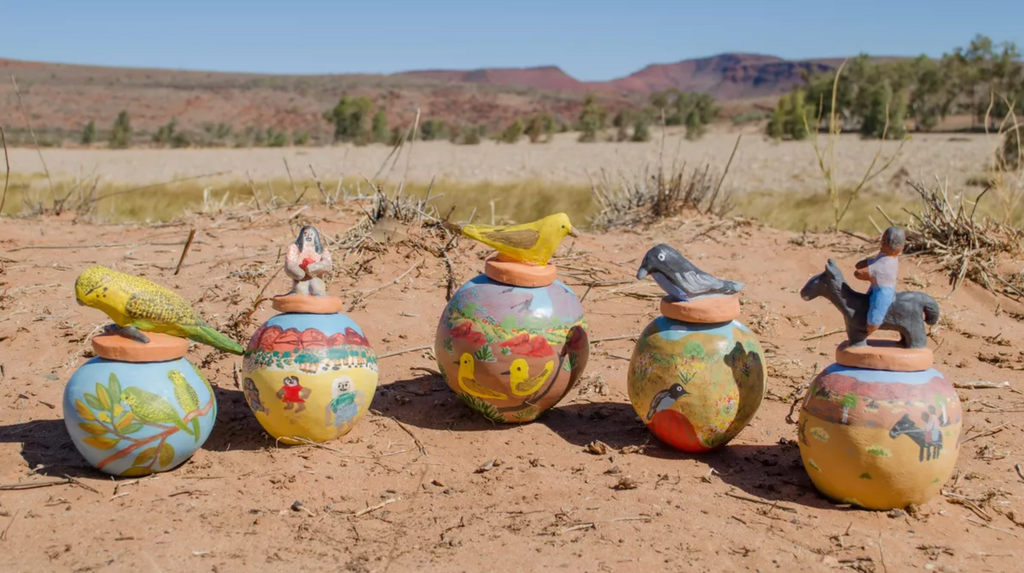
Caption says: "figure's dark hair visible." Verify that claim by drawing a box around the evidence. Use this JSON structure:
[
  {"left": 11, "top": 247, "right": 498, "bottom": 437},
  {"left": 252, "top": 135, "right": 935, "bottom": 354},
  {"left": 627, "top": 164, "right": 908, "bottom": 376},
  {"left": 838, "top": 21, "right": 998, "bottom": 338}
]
[
  {"left": 295, "top": 225, "right": 323, "bottom": 254},
  {"left": 882, "top": 226, "right": 906, "bottom": 250}
]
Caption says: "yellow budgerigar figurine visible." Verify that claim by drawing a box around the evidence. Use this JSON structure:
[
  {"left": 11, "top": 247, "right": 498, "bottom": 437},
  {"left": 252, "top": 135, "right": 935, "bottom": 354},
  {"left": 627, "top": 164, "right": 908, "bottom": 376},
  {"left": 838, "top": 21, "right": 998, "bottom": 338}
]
[
  {"left": 447, "top": 212, "right": 580, "bottom": 265},
  {"left": 75, "top": 265, "right": 244, "bottom": 355}
]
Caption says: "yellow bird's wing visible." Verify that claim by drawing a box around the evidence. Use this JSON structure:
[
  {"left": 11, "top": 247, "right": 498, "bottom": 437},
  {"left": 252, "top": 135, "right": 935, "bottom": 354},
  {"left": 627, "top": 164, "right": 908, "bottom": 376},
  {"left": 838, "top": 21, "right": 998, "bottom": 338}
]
[
  {"left": 479, "top": 228, "right": 541, "bottom": 250},
  {"left": 120, "top": 275, "right": 204, "bottom": 328},
  {"left": 462, "top": 222, "right": 542, "bottom": 260},
  {"left": 460, "top": 374, "right": 508, "bottom": 400}
]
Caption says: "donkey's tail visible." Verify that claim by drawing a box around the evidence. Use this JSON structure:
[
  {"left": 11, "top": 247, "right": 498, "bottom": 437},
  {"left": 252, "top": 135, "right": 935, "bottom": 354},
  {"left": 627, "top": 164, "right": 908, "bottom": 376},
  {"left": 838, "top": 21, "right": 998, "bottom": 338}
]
[{"left": 921, "top": 294, "right": 941, "bottom": 325}]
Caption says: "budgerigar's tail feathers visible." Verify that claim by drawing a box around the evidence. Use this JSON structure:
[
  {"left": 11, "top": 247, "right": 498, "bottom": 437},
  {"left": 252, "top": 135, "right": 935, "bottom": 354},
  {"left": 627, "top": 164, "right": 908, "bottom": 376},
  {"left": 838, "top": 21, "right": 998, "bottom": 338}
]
[
  {"left": 187, "top": 324, "right": 245, "bottom": 355},
  {"left": 190, "top": 418, "right": 201, "bottom": 443}
]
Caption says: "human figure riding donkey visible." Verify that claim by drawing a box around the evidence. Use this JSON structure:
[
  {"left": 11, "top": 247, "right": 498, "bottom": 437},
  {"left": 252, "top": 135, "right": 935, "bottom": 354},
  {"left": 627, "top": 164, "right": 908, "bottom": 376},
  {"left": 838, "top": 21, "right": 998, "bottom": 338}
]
[{"left": 800, "top": 226, "right": 940, "bottom": 349}]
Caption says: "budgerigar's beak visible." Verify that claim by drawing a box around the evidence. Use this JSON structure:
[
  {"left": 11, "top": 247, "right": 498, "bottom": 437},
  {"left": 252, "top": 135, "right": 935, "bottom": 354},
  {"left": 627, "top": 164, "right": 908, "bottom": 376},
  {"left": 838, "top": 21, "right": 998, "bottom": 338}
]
[
  {"left": 568, "top": 227, "right": 580, "bottom": 238},
  {"left": 75, "top": 298, "right": 84, "bottom": 306},
  {"left": 636, "top": 267, "right": 648, "bottom": 280}
]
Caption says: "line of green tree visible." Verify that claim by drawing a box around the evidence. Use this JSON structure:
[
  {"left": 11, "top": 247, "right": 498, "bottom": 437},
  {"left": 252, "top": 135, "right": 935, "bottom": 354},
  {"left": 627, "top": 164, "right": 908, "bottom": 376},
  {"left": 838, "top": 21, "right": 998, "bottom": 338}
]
[
  {"left": 78, "top": 89, "right": 720, "bottom": 149},
  {"left": 768, "top": 34, "right": 1024, "bottom": 140}
]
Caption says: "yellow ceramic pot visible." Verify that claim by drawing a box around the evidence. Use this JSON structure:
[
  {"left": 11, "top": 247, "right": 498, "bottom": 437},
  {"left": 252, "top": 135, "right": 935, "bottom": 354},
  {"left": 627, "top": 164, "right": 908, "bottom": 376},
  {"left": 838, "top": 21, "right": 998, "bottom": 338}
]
[
  {"left": 797, "top": 364, "right": 962, "bottom": 510},
  {"left": 242, "top": 312, "right": 377, "bottom": 444}
]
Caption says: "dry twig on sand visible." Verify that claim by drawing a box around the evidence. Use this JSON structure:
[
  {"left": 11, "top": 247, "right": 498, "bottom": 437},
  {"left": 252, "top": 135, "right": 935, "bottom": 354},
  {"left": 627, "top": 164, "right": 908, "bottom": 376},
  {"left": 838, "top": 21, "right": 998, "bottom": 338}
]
[{"left": 897, "top": 179, "right": 1023, "bottom": 298}]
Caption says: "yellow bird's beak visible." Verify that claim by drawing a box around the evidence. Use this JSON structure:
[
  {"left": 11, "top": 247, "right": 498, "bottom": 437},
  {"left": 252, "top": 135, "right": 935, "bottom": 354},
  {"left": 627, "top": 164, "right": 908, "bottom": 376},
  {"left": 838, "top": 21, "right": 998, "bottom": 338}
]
[{"left": 568, "top": 227, "right": 581, "bottom": 238}]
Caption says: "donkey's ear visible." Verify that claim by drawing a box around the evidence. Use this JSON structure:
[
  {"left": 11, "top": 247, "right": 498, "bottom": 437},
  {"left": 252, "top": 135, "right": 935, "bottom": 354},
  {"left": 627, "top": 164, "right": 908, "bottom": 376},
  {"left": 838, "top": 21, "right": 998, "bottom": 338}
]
[{"left": 824, "top": 259, "right": 838, "bottom": 274}]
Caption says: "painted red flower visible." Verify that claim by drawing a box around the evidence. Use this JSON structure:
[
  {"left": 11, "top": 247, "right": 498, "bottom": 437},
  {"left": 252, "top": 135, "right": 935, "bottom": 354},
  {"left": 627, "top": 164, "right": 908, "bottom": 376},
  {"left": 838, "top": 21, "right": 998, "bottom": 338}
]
[
  {"left": 449, "top": 321, "right": 487, "bottom": 346},
  {"left": 499, "top": 333, "right": 554, "bottom": 357}
]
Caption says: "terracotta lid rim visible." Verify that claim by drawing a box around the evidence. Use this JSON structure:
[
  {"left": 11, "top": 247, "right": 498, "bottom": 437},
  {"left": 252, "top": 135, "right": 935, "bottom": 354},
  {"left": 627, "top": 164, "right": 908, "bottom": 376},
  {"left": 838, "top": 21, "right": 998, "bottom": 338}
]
[
  {"left": 91, "top": 332, "right": 189, "bottom": 363},
  {"left": 271, "top": 294, "right": 345, "bottom": 314},
  {"left": 835, "top": 340, "right": 934, "bottom": 372},
  {"left": 660, "top": 295, "right": 741, "bottom": 324},
  {"left": 483, "top": 258, "right": 557, "bottom": 288}
]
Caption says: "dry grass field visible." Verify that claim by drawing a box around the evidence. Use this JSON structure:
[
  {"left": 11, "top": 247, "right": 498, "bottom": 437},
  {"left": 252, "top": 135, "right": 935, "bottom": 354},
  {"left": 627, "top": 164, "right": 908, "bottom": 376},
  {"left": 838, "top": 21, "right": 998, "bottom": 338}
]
[{"left": 2, "top": 129, "right": 1012, "bottom": 232}]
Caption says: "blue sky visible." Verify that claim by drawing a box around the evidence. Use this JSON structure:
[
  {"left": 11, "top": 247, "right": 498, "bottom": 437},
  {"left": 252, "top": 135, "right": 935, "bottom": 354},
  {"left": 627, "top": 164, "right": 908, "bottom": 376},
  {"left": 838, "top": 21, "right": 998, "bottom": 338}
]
[{"left": 4, "top": 1, "right": 1022, "bottom": 80}]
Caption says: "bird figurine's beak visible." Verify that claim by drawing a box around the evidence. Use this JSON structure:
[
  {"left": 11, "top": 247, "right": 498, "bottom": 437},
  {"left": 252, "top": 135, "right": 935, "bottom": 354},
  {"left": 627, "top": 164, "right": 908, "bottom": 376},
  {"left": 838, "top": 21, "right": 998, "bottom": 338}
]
[
  {"left": 636, "top": 267, "right": 648, "bottom": 280},
  {"left": 500, "top": 370, "right": 510, "bottom": 376},
  {"left": 568, "top": 227, "right": 580, "bottom": 238}
]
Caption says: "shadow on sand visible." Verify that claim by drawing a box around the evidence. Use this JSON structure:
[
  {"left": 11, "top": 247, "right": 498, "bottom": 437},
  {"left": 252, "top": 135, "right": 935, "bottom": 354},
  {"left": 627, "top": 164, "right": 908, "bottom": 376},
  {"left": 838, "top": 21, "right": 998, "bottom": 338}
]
[
  {"left": 0, "top": 385, "right": 273, "bottom": 479},
  {"left": 541, "top": 401, "right": 835, "bottom": 510}
]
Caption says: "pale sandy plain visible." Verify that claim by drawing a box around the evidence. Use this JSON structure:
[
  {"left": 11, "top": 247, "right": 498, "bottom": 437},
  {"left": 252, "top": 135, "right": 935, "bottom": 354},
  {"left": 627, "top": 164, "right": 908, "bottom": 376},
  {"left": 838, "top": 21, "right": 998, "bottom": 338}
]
[{"left": 6, "top": 129, "right": 999, "bottom": 194}]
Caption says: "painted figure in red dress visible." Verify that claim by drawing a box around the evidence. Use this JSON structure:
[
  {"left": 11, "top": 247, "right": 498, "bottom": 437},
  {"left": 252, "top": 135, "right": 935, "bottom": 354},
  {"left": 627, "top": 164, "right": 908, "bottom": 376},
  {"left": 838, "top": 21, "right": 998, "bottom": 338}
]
[{"left": 277, "top": 375, "right": 311, "bottom": 413}]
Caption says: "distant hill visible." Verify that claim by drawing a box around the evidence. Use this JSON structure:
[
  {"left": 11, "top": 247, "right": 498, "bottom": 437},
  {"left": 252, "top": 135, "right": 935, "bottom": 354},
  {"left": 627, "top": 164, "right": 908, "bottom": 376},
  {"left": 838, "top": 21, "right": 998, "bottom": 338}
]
[{"left": 0, "top": 53, "right": 898, "bottom": 145}]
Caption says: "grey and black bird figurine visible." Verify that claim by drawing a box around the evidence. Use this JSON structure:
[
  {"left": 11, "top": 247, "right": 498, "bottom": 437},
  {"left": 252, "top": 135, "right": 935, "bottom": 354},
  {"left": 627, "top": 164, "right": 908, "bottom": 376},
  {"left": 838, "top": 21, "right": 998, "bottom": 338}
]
[
  {"left": 636, "top": 244, "right": 744, "bottom": 302},
  {"left": 646, "top": 383, "right": 689, "bottom": 421}
]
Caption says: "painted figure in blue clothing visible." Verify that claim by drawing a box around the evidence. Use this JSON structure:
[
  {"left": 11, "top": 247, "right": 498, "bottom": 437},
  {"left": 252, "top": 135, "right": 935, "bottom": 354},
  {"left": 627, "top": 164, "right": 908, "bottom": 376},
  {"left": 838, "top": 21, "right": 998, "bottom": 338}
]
[
  {"left": 325, "top": 376, "right": 359, "bottom": 429},
  {"left": 854, "top": 226, "right": 905, "bottom": 337}
]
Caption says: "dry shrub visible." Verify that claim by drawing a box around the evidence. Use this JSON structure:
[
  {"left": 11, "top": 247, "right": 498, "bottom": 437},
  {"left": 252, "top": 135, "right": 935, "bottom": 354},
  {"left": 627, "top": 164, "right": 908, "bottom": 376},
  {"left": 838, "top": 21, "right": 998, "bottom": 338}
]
[
  {"left": 1001, "top": 123, "right": 1023, "bottom": 171},
  {"left": 589, "top": 135, "right": 739, "bottom": 230},
  {"left": 901, "top": 179, "right": 1024, "bottom": 297}
]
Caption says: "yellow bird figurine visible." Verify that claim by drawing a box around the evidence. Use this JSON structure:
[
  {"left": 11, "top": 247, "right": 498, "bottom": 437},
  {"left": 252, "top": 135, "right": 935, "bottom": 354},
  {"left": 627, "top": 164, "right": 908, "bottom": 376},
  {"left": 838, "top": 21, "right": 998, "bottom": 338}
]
[
  {"left": 503, "top": 358, "right": 555, "bottom": 396},
  {"left": 447, "top": 213, "right": 580, "bottom": 265},
  {"left": 75, "top": 265, "right": 244, "bottom": 355},
  {"left": 455, "top": 353, "right": 508, "bottom": 400}
]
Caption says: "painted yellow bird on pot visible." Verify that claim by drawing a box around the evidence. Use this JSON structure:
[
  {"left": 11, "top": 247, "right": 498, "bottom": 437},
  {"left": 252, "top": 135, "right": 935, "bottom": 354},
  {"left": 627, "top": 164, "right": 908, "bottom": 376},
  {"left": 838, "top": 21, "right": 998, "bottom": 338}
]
[
  {"left": 75, "top": 265, "right": 244, "bottom": 355},
  {"left": 456, "top": 353, "right": 508, "bottom": 400},
  {"left": 503, "top": 358, "right": 555, "bottom": 396},
  {"left": 447, "top": 213, "right": 580, "bottom": 265}
]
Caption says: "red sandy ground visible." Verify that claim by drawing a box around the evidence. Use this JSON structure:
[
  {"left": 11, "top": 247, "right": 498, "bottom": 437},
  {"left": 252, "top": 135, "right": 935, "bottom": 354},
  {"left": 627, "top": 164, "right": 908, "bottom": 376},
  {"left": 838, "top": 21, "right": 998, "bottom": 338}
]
[{"left": 0, "top": 207, "right": 1022, "bottom": 572}]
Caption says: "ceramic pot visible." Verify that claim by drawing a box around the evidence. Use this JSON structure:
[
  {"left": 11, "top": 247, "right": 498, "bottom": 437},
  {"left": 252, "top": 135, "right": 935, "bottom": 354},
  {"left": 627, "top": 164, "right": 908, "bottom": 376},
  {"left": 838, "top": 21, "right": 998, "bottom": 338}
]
[
  {"left": 242, "top": 311, "right": 378, "bottom": 444},
  {"left": 435, "top": 274, "right": 589, "bottom": 423},
  {"left": 797, "top": 364, "right": 962, "bottom": 510},
  {"left": 63, "top": 354, "right": 216, "bottom": 477},
  {"left": 627, "top": 316, "right": 766, "bottom": 452}
]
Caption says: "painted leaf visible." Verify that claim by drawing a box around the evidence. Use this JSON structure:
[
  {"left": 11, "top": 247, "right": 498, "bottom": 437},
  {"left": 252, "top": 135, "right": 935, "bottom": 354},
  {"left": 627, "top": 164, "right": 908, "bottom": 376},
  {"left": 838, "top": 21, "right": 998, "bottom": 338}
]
[
  {"left": 83, "top": 436, "right": 120, "bottom": 450},
  {"left": 120, "top": 422, "right": 144, "bottom": 435},
  {"left": 75, "top": 399, "right": 96, "bottom": 421},
  {"left": 107, "top": 373, "right": 122, "bottom": 403},
  {"left": 133, "top": 446, "right": 159, "bottom": 467},
  {"left": 83, "top": 392, "right": 103, "bottom": 411},
  {"left": 473, "top": 345, "right": 496, "bottom": 363},
  {"left": 120, "top": 466, "right": 154, "bottom": 477},
  {"left": 95, "top": 383, "right": 112, "bottom": 411},
  {"left": 78, "top": 422, "right": 109, "bottom": 435},
  {"left": 158, "top": 442, "right": 175, "bottom": 468},
  {"left": 115, "top": 412, "right": 136, "bottom": 430}
]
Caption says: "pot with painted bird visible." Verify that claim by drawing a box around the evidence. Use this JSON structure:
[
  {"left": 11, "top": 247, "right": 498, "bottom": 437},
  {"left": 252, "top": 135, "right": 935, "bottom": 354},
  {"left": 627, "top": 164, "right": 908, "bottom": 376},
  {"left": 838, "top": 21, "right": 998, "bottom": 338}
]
[{"left": 435, "top": 213, "right": 589, "bottom": 423}]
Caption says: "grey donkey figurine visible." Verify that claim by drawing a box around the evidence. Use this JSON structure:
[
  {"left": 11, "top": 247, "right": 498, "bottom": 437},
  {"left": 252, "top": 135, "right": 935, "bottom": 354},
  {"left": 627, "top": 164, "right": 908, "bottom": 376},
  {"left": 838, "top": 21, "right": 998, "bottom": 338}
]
[
  {"left": 284, "top": 225, "right": 333, "bottom": 296},
  {"left": 800, "top": 258, "right": 940, "bottom": 349}
]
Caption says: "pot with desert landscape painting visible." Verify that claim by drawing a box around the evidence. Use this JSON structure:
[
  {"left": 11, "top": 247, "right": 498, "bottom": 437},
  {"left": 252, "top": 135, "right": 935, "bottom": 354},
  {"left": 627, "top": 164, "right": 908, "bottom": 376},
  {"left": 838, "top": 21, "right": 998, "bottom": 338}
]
[
  {"left": 797, "top": 364, "right": 962, "bottom": 510},
  {"left": 434, "top": 275, "right": 589, "bottom": 423},
  {"left": 242, "top": 312, "right": 378, "bottom": 444}
]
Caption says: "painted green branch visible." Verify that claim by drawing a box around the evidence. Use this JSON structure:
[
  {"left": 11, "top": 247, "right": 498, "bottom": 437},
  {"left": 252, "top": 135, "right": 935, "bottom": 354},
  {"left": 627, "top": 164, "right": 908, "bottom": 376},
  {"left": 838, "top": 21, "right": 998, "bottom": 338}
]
[{"left": 96, "top": 399, "right": 213, "bottom": 471}]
